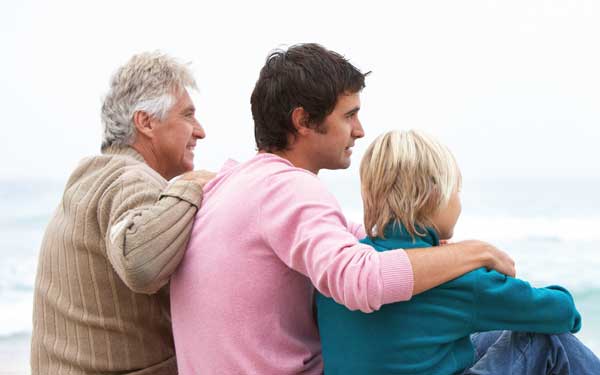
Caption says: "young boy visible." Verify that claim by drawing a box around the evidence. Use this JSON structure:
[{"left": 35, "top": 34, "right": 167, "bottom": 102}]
[{"left": 316, "top": 129, "right": 600, "bottom": 374}]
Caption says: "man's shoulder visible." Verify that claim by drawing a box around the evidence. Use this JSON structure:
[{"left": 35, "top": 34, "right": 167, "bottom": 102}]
[
  {"left": 68, "top": 151, "right": 166, "bottom": 194},
  {"left": 206, "top": 153, "right": 334, "bottom": 209},
  {"left": 117, "top": 160, "right": 165, "bottom": 187},
  {"left": 245, "top": 153, "right": 317, "bottom": 177},
  {"left": 226, "top": 153, "right": 322, "bottom": 190},
  {"left": 100, "top": 146, "right": 163, "bottom": 181},
  {"left": 264, "top": 167, "right": 329, "bottom": 200}
]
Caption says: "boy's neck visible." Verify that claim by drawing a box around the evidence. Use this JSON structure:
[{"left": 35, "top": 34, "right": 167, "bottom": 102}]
[{"left": 382, "top": 222, "right": 440, "bottom": 246}]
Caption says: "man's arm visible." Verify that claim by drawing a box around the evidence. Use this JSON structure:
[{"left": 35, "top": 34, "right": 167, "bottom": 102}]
[
  {"left": 344, "top": 221, "right": 515, "bottom": 295},
  {"left": 260, "top": 171, "right": 414, "bottom": 313},
  {"left": 260, "top": 171, "right": 518, "bottom": 313},
  {"left": 346, "top": 220, "right": 367, "bottom": 239},
  {"left": 406, "top": 240, "right": 516, "bottom": 296},
  {"left": 101, "top": 170, "right": 214, "bottom": 294}
]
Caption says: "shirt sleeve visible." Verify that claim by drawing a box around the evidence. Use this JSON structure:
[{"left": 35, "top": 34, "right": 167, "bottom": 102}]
[
  {"left": 347, "top": 220, "right": 367, "bottom": 239},
  {"left": 100, "top": 173, "right": 204, "bottom": 294},
  {"left": 258, "top": 170, "right": 413, "bottom": 313},
  {"left": 471, "top": 269, "right": 581, "bottom": 334}
]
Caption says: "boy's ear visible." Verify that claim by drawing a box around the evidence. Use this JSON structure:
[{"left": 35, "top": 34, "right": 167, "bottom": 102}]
[
  {"left": 291, "top": 107, "right": 311, "bottom": 135},
  {"left": 133, "top": 111, "right": 155, "bottom": 139}
]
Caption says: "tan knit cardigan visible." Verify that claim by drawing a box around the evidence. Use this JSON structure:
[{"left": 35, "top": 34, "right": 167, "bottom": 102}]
[{"left": 31, "top": 146, "right": 203, "bottom": 374}]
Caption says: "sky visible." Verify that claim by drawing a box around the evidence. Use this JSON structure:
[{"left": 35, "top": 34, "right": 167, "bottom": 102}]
[{"left": 1, "top": 0, "right": 599, "bottom": 183}]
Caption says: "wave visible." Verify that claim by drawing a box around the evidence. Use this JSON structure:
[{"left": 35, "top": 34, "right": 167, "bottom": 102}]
[
  {"left": 0, "top": 331, "right": 30, "bottom": 341},
  {"left": 344, "top": 210, "right": 600, "bottom": 242},
  {"left": 454, "top": 215, "right": 600, "bottom": 242},
  {"left": 3, "top": 208, "right": 600, "bottom": 348},
  {"left": 0, "top": 298, "right": 33, "bottom": 338}
]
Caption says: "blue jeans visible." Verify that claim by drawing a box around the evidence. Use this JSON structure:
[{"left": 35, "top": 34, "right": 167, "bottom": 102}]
[{"left": 464, "top": 331, "right": 600, "bottom": 374}]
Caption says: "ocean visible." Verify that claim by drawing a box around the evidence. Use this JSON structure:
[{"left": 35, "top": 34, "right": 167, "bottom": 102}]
[
  {"left": 1, "top": 175, "right": 599, "bottom": 373},
  {"left": 321, "top": 172, "right": 600, "bottom": 355}
]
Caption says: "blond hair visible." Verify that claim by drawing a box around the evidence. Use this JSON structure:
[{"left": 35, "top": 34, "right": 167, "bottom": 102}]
[
  {"left": 100, "top": 51, "right": 197, "bottom": 150},
  {"left": 360, "top": 129, "right": 461, "bottom": 239}
]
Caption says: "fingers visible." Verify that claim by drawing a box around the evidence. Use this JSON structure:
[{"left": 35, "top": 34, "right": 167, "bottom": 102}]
[
  {"left": 179, "top": 170, "right": 217, "bottom": 186},
  {"left": 466, "top": 240, "right": 516, "bottom": 278},
  {"left": 490, "top": 246, "right": 516, "bottom": 278}
]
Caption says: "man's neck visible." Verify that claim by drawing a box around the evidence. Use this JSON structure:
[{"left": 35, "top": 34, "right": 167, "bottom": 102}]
[{"left": 131, "top": 141, "right": 168, "bottom": 179}]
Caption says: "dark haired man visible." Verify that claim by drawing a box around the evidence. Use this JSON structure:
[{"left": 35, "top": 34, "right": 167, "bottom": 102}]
[{"left": 170, "top": 43, "right": 515, "bottom": 374}]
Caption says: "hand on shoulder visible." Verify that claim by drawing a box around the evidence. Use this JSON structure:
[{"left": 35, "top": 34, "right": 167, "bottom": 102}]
[
  {"left": 459, "top": 239, "right": 516, "bottom": 278},
  {"left": 179, "top": 169, "right": 217, "bottom": 187}
]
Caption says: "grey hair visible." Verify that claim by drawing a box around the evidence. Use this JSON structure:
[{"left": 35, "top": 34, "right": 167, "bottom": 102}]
[{"left": 100, "top": 51, "right": 197, "bottom": 150}]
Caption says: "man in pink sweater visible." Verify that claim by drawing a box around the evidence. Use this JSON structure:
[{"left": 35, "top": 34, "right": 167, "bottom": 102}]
[{"left": 170, "top": 43, "right": 516, "bottom": 374}]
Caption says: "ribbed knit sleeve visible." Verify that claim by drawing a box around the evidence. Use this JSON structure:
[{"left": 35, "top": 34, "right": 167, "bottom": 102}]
[{"left": 101, "top": 175, "right": 203, "bottom": 294}]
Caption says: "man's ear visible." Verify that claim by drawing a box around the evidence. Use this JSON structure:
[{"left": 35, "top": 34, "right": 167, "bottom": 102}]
[
  {"left": 132, "top": 111, "right": 154, "bottom": 139},
  {"left": 291, "top": 107, "right": 311, "bottom": 135}
]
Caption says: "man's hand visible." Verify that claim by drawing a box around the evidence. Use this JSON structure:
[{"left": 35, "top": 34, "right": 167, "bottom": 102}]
[
  {"left": 462, "top": 240, "right": 516, "bottom": 278},
  {"left": 179, "top": 170, "right": 216, "bottom": 188},
  {"left": 408, "top": 239, "right": 516, "bottom": 296},
  {"left": 483, "top": 241, "right": 516, "bottom": 278}
]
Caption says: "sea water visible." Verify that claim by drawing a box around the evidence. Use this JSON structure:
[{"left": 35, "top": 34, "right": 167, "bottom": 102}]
[{"left": 0, "top": 175, "right": 598, "bottom": 373}]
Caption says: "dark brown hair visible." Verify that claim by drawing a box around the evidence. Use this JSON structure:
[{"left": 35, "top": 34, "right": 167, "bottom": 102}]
[{"left": 251, "top": 43, "right": 368, "bottom": 151}]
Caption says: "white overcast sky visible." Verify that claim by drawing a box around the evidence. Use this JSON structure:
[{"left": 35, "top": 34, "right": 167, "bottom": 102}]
[{"left": 1, "top": 0, "right": 599, "bottom": 182}]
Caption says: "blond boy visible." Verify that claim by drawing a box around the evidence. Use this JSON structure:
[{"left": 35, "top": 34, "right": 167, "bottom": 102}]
[{"left": 317, "top": 130, "right": 598, "bottom": 374}]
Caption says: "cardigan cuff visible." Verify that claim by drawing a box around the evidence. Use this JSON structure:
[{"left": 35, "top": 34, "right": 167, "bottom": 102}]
[{"left": 159, "top": 179, "right": 204, "bottom": 208}]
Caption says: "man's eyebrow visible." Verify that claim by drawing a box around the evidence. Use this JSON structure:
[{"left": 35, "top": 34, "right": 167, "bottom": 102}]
[
  {"left": 183, "top": 105, "right": 195, "bottom": 113},
  {"left": 344, "top": 107, "right": 360, "bottom": 116}
]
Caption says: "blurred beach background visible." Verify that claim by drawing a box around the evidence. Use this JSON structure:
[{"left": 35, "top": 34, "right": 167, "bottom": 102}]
[
  {"left": 2, "top": 0, "right": 599, "bottom": 373},
  {"left": 2, "top": 176, "right": 599, "bottom": 373}
]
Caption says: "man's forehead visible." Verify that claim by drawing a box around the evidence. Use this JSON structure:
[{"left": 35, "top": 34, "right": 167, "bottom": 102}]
[
  {"left": 336, "top": 92, "right": 361, "bottom": 110},
  {"left": 174, "top": 89, "right": 195, "bottom": 109}
]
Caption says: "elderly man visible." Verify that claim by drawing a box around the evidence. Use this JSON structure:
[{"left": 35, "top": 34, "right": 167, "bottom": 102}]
[{"left": 31, "top": 52, "right": 212, "bottom": 374}]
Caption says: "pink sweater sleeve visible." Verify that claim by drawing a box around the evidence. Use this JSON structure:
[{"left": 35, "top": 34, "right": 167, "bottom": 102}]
[
  {"left": 347, "top": 221, "right": 367, "bottom": 239},
  {"left": 259, "top": 171, "right": 414, "bottom": 313}
]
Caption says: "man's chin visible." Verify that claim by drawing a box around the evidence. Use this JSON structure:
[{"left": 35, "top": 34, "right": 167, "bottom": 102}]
[
  {"left": 183, "top": 158, "right": 195, "bottom": 172},
  {"left": 339, "top": 159, "right": 352, "bottom": 169},
  {"left": 324, "top": 163, "right": 351, "bottom": 171}
]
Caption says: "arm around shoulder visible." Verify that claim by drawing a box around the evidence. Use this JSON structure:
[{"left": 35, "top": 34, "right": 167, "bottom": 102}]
[
  {"left": 259, "top": 171, "right": 414, "bottom": 312},
  {"left": 102, "top": 176, "right": 204, "bottom": 294},
  {"left": 405, "top": 239, "right": 516, "bottom": 296}
]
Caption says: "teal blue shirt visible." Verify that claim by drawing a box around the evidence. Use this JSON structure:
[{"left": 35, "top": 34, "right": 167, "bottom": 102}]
[{"left": 316, "top": 224, "right": 581, "bottom": 374}]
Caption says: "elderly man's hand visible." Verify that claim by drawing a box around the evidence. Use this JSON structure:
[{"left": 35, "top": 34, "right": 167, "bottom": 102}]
[{"left": 179, "top": 170, "right": 216, "bottom": 188}]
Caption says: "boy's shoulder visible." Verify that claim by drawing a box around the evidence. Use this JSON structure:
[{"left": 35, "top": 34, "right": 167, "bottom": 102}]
[
  {"left": 359, "top": 231, "right": 434, "bottom": 252},
  {"left": 441, "top": 267, "right": 509, "bottom": 291}
]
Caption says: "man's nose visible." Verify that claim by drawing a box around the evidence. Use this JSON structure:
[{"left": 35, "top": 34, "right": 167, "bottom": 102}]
[
  {"left": 352, "top": 120, "right": 365, "bottom": 139},
  {"left": 193, "top": 121, "right": 206, "bottom": 139}
]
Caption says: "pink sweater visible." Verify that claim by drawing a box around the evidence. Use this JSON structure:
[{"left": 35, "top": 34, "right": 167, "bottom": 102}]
[{"left": 170, "top": 153, "right": 414, "bottom": 374}]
